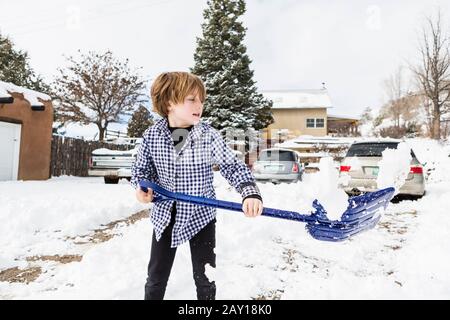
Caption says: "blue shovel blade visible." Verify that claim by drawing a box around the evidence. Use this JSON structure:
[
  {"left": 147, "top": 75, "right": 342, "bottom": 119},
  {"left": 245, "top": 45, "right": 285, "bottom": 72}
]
[{"left": 306, "top": 187, "right": 395, "bottom": 241}]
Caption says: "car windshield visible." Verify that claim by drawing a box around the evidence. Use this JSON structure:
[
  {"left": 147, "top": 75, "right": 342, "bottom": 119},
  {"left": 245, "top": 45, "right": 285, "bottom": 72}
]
[
  {"left": 346, "top": 142, "right": 417, "bottom": 158},
  {"left": 258, "top": 150, "right": 295, "bottom": 161},
  {"left": 346, "top": 143, "right": 398, "bottom": 157}
]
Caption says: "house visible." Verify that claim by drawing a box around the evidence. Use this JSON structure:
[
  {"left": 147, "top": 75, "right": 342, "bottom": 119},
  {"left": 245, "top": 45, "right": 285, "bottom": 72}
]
[
  {"left": 262, "top": 89, "right": 361, "bottom": 139},
  {"left": 262, "top": 89, "right": 332, "bottom": 139},
  {"left": 0, "top": 81, "right": 53, "bottom": 181}
]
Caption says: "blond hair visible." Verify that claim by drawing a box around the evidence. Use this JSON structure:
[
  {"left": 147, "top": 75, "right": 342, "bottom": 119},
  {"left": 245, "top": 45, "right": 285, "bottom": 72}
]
[{"left": 150, "top": 72, "right": 206, "bottom": 117}]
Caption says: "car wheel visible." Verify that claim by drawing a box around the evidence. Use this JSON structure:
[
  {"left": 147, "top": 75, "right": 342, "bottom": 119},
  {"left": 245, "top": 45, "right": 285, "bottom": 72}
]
[{"left": 104, "top": 177, "right": 119, "bottom": 184}]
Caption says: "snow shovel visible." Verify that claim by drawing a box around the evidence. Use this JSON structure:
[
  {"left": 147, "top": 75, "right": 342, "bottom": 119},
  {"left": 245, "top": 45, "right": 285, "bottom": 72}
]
[{"left": 139, "top": 181, "right": 395, "bottom": 242}]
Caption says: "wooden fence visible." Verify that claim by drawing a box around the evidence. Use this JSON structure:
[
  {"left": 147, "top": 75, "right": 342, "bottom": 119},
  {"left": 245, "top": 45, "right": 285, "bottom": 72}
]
[
  {"left": 50, "top": 135, "right": 131, "bottom": 177},
  {"left": 50, "top": 136, "right": 278, "bottom": 177}
]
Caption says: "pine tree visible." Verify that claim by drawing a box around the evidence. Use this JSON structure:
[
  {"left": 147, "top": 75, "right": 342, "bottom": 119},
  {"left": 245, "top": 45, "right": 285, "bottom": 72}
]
[
  {"left": 191, "top": 0, "right": 273, "bottom": 133},
  {"left": 127, "top": 105, "right": 153, "bottom": 137},
  {"left": 0, "top": 33, "right": 49, "bottom": 93}
]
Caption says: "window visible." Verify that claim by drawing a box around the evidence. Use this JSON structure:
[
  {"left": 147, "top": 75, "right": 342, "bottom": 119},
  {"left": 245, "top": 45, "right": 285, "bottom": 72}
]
[
  {"left": 316, "top": 118, "right": 325, "bottom": 128},
  {"left": 346, "top": 142, "right": 418, "bottom": 159},
  {"left": 306, "top": 118, "right": 325, "bottom": 128},
  {"left": 258, "top": 150, "right": 295, "bottom": 162},
  {"left": 346, "top": 143, "right": 398, "bottom": 157}
]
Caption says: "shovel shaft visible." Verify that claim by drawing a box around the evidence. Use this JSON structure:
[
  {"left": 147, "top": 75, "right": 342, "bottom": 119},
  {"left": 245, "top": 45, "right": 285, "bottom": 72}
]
[
  {"left": 139, "top": 181, "right": 316, "bottom": 223},
  {"left": 139, "top": 181, "right": 395, "bottom": 242}
]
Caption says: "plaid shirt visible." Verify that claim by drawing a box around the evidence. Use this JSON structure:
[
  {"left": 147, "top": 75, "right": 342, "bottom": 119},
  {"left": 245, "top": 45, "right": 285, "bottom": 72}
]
[{"left": 131, "top": 118, "right": 261, "bottom": 247}]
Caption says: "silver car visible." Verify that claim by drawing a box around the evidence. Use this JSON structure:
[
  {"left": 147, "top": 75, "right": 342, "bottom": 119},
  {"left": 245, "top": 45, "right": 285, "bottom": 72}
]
[
  {"left": 252, "top": 148, "right": 303, "bottom": 183},
  {"left": 340, "top": 140, "right": 425, "bottom": 198}
]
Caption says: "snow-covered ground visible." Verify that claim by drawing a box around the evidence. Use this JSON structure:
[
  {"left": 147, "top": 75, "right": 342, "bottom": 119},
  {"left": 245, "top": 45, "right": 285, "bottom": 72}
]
[{"left": 1, "top": 138, "right": 450, "bottom": 300}]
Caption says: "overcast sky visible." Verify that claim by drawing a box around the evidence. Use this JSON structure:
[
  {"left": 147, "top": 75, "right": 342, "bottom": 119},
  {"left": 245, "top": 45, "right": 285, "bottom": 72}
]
[{"left": 1, "top": 0, "right": 450, "bottom": 117}]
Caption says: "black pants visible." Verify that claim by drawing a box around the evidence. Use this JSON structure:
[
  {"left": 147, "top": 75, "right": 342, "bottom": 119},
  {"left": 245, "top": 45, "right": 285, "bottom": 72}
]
[{"left": 144, "top": 205, "right": 216, "bottom": 300}]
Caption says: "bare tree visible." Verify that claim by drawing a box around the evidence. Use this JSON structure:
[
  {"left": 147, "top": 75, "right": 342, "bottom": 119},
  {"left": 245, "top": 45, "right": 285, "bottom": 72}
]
[
  {"left": 412, "top": 10, "right": 450, "bottom": 139},
  {"left": 53, "top": 51, "right": 147, "bottom": 141},
  {"left": 359, "top": 106, "right": 373, "bottom": 124},
  {"left": 383, "top": 66, "right": 417, "bottom": 129}
]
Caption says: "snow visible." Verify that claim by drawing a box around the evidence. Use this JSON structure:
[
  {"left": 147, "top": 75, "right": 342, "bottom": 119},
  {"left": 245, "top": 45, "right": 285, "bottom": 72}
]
[
  {"left": 0, "top": 86, "right": 12, "bottom": 98},
  {"left": 0, "top": 81, "right": 51, "bottom": 106},
  {"left": 276, "top": 135, "right": 357, "bottom": 149},
  {"left": 262, "top": 89, "right": 333, "bottom": 109},
  {"left": 302, "top": 157, "right": 349, "bottom": 220},
  {"left": 92, "top": 147, "right": 138, "bottom": 156},
  {"left": 1, "top": 138, "right": 450, "bottom": 299},
  {"left": 407, "top": 138, "right": 450, "bottom": 183},
  {"left": 377, "top": 142, "right": 412, "bottom": 192}
]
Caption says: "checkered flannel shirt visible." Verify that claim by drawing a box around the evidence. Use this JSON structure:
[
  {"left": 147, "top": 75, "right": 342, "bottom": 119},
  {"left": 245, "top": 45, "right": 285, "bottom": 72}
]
[{"left": 131, "top": 118, "right": 262, "bottom": 247}]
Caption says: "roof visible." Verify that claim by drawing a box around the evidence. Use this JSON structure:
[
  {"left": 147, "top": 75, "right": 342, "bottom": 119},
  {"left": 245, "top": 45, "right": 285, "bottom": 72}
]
[
  {"left": 262, "top": 89, "right": 333, "bottom": 109},
  {"left": 327, "top": 113, "right": 360, "bottom": 121},
  {"left": 0, "top": 81, "right": 51, "bottom": 106}
]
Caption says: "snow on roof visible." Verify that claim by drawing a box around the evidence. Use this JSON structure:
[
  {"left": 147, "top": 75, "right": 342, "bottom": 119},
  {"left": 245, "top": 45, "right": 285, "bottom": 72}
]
[
  {"left": 276, "top": 135, "right": 357, "bottom": 149},
  {"left": 92, "top": 148, "right": 139, "bottom": 155},
  {"left": 0, "top": 81, "right": 51, "bottom": 106},
  {"left": 0, "top": 85, "right": 12, "bottom": 98},
  {"left": 262, "top": 89, "right": 333, "bottom": 109}
]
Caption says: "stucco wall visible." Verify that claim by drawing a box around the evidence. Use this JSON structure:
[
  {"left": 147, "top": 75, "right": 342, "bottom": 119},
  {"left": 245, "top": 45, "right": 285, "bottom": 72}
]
[{"left": 0, "top": 92, "right": 53, "bottom": 180}]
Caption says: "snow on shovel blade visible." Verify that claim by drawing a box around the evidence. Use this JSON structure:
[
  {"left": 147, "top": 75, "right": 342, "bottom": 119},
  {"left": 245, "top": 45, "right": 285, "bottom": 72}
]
[
  {"left": 139, "top": 181, "right": 395, "bottom": 242},
  {"left": 305, "top": 187, "right": 396, "bottom": 241}
]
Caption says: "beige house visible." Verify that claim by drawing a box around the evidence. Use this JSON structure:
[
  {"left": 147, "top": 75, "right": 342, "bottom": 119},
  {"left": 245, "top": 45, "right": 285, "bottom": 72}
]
[{"left": 262, "top": 89, "right": 332, "bottom": 139}]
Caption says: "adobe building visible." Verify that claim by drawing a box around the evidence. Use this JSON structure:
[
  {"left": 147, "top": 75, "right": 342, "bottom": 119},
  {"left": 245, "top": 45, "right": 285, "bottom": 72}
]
[{"left": 0, "top": 81, "right": 53, "bottom": 181}]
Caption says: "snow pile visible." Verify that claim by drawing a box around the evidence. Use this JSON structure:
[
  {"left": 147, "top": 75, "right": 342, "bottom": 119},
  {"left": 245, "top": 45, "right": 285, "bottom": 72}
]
[
  {"left": 408, "top": 138, "right": 450, "bottom": 183},
  {"left": 337, "top": 157, "right": 363, "bottom": 187},
  {"left": 376, "top": 142, "right": 412, "bottom": 192}
]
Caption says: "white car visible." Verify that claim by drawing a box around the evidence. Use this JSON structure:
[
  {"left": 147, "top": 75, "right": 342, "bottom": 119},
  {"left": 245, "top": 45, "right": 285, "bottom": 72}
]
[
  {"left": 252, "top": 148, "right": 303, "bottom": 183},
  {"left": 88, "top": 138, "right": 142, "bottom": 184},
  {"left": 339, "top": 140, "right": 425, "bottom": 198}
]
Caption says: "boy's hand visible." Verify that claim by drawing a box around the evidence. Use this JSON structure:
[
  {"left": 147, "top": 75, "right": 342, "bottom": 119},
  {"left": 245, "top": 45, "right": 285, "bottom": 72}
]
[
  {"left": 136, "top": 187, "right": 154, "bottom": 203},
  {"left": 242, "top": 198, "right": 263, "bottom": 217}
]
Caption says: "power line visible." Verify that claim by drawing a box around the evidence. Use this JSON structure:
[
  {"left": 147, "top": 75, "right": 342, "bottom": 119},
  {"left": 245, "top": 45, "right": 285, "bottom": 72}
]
[
  {"left": 0, "top": 0, "right": 143, "bottom": 28},
  {"left": 3, "top": 0, "right": 181, "bottom": 38}
]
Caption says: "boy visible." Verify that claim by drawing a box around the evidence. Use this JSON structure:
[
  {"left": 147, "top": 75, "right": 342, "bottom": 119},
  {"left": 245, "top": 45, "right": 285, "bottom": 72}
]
[{"left": 131, "top": 72, "right": 263, "bottom": 300}]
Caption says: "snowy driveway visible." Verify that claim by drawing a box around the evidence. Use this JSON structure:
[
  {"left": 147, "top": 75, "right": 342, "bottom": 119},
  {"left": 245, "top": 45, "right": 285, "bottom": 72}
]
[
  {"left": 1, "top": 138, "right": 450, "bottom": 299},
  {"left": 0, "top": 176, "right": 449, "bottom": 299}
]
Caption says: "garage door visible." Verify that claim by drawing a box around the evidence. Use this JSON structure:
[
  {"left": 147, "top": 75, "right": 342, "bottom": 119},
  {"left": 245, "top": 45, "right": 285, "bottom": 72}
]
[{"left": 0, "top": 122, "right": 21, "bottom": 181}]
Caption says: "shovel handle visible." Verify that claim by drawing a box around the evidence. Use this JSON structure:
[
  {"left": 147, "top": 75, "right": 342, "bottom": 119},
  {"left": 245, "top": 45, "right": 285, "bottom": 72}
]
[{"left": 139, "top": 181, "right": 315, "bottom": 223}]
